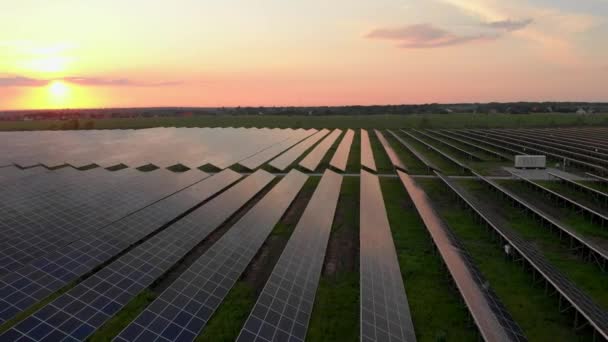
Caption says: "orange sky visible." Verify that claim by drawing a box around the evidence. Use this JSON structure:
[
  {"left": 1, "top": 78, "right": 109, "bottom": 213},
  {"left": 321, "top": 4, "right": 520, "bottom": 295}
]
[{"left": 1, "top": 0, "right": 607, "bottom": 109}]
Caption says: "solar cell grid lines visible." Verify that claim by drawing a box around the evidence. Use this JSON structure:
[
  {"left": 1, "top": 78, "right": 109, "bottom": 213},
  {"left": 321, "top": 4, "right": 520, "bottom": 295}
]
[
  {"left": 237, "top": 169, "right": 343, "bottom": 342},
  {"left": 239, "top": 129, "right": 317, "bottom": 170},
  {"left": 115, "top": 170, "right": 309, "bottom": 342},
  {"left": 269, "top": 129, "right": 330, "bottom": 171},
  {"left": 397, "top": 171, "right": 522, "bottom": 342},
  {"left": 374, "top": 129, "right": 407, "bottom": 171},
  {"left": 1, "top": 170, "right": 275, "bottom": 341},
  {"left": 299, "top": 129, "right": 343, "bottom": 172},
  {"left": 329, "top": 128, "right": 354, "bottom": 172},
  {"left": 360, "top": 129, "right": 376, "bottom": 172},
  {"left": 359, "top": 170, "right": 416, "bottom": 342},
  {"left": 0, "top": 169, "right": 242, "bottom": 325},
  {"left": 0, "top": 169, "right": 207, "bottom": 275}
]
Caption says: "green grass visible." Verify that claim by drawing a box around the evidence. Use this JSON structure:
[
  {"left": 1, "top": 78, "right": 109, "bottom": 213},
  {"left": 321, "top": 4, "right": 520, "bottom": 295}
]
[
  {"left": 463, "top": 180, "right": 608, "bottom": 310},
  {"left": 383, "top": 130, "right": 428, "bottom": 175},
  {"left": 3, "top": 113, "right": 608, "bottom": 131},
  {"left": 307, "top": 177, "right": 359, "bottom": 342},
  {"left": 90, "top": 290, "right": 157, "bottom": 341},
  {"left": 196, "top": 284, "right": 257, "bottom": 342},
  {"left": 418, "top": 179, "right": 590, "bottom": 341},
  {"left": 380, "top": 178, "right": 476, "bottom": 341}
]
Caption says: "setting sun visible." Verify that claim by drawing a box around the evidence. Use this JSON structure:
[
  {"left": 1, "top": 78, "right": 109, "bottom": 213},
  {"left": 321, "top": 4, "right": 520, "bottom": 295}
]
[{"left": 49, "top": 80, "right": 69, "bottom": 97}]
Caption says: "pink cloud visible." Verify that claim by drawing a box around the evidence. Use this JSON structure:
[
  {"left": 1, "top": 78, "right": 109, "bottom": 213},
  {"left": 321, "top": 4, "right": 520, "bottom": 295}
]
[{"left": 366, "top": 24, "right": 498, "bottom": 48}]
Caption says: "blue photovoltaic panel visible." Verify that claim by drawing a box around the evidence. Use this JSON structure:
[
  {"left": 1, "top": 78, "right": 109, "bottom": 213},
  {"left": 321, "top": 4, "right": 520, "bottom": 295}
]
[
  {"left": 0, "top": 170, "right": 275, "bottom": 341},
  {"left": 0, "top": 169, "right": 205, "bottom": 275},
  {"left": 237, "top": 169, "right": 342, "bottom": 342},
  {"left": 0, "top": 170, "right": 242, "bottom": 325},
  {"left": 360, "top": 170, "right": 416, "bottom": 342},
  {"left": 115, "top": 170, "right": 309, "bottom": 342}
]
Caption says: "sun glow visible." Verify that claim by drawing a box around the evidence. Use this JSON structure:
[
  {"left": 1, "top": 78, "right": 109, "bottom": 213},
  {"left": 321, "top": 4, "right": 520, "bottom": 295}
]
[{"left": 49, "top": 80, "right": 69, "bottom": 97}]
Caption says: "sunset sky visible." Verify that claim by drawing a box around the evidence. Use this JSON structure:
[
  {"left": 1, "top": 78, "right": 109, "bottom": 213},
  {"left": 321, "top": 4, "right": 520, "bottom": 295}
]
[{"left": 1, "top": 0, "right": 607, "bottom": 110}]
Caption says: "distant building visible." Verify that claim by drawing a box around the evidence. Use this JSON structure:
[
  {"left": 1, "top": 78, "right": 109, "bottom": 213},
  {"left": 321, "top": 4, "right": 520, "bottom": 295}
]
[{"left": 576, "top": 108, "right": 588, "bottom": 115}]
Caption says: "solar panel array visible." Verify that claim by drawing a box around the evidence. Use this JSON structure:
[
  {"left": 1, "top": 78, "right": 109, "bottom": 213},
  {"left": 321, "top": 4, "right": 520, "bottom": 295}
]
[
  {"left": 239, "top": 129, "right": 317, "bottom": 170},
  {"left": 0, "top": 168, "right": 205, "bottom": 275},
  {"left": 237, "top": 169, "right": 342, "bottom": 342},
  {"left": 360, "top": 129, "right": 376, "bottom": 172},
  {"left": 329, "top": 129, "right": 354, "bottom": 172},
  {"left": 299, "top": 129, "right": 343, "bottom": 172},
  {"left": 0, "top": 169, "right": 242, "bottom": 325},
  {"left": 115, "top": 170, "right": 309, "bottom": 342},
  {"left": 360, "top": 170, "right": 416, "bottom": 342},
  {"left": 269, "top": 129, "right": 330, "bottom": 171},
  {"left": 1, "top": 170, "right": 275, "bottom": 341},
  {"left": 0, "top": 128, "right": 307, "bottom": 170},
  {"left": 374, "top": 130, "right": 406, "bottom": 171}
]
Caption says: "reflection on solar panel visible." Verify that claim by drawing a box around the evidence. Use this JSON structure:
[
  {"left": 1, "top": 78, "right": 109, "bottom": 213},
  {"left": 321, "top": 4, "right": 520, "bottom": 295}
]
[
  {"left": 0, "top": 170, "right": 242, "bottom": 325},
  {"left": 0, "top": 128, "right": 307, "bottom": 171},
  {"left": 299, "top": 129, "right": 343, "bottom": 172},
  {"left": 1, "top": 170, "right": 275, "bottom": 341},
  {"left": 237, "top": 169, "right": 342, "bottom": 342},
  {"left": 0, "top": 169, "right": 206, "bottom": 275},
  {"left": 115, "top": 170, "right": 309, "bottom": 342},
  {"left": 269, "top": 129, "right": 330, "bottom": 171},
  {"left": 360, "top": 170, "right": 415, "bottom": 342},
  {"left": 374, "top": 130, "right": 407, "bottom": 171},
  {"left": 239, "top": 129, "right": 317, "bottom": 170},
  {"left": 329, "top": 129, "right": 354, "bottom": 172},
  {"left": 397, "top": 171, "right": 521, "bottom": 341},
  {"left": 360, "top": 129, "right": 376, "bottom": 172},
  {"left": 0, "top": 166, "right": 48, "bottom": 184}
]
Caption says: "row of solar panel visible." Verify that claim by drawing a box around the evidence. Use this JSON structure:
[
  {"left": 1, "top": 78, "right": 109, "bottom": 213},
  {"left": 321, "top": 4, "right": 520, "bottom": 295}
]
[{"left": 0, "top": 162, "right": 419, "bottom": 341}]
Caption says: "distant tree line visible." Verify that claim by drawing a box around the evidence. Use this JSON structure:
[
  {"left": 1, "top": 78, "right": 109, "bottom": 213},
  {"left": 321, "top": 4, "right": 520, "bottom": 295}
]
[{"left": 1, "top": 102, "right": 607, "bottom": 121}]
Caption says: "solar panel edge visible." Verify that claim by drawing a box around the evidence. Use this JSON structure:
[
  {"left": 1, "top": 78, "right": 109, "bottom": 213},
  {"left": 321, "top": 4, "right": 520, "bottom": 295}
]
[{"left": 298, "top": 129, "right": 343, "bottom": 172}]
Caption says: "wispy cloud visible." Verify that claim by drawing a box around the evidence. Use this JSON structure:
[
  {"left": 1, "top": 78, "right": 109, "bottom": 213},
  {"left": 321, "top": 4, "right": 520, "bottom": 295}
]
[
  {"left": 0, "top": 75, "right": 181, "bottom": 87},
  {"left": 366, "top": 23, "right": 498, "bottom": 48},
  {"left": 482, "top": 18, "right": 533, "bottom": 32},
  {"left": 0, "top": 76, "right": 49, "bottom": 87},
  {"left": 63, "top": 77, "right": 182, "bottom": 87}
]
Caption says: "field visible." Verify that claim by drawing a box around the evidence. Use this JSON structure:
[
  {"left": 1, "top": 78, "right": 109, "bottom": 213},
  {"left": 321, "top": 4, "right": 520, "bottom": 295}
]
[
  {"left": 1, "top": 112, "right": 608, "bottom": 131},
  {"left": 0, "top": 124, "right": 607, "bottom": 342}
]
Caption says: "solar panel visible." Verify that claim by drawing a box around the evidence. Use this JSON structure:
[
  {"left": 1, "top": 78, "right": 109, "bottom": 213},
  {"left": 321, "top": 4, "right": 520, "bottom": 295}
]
[
  {"left": 239, "top": 129, "right": 317, "bottom": 170},
  {"left": 269, "top": 129, "right": 331, "bottom": 171},
  {"left": 360, "top": 129, "right": 376, "bottom": 172},
  {"left": 299, "top": 129, "right": 343, "bottom": 172},
  {"left": 0, "top": 169, "right": 242, "bottom": 325},
  {"left": 329, "top": 129, "right": 354, "bottom": 172},
  {"left": 0, "top": 169, "right": 206, "bottom": 275},
  {"left": 374, "top": 130, "right": 407, "bottom": 171},
  {"left": 115, "top": 170, "right": 309, "bottom": 342},
  {"left": 1, "top": 170, "right": 275, "bottom": 341},
  {"left": 360, "top": 170, "right": 416, "bottom": 342},
  {"left": 398, "top": 170, "right": 522, "bottom": 341},
  {"left": 237, "top": 169, "right": 342, "bottom": 342}
]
